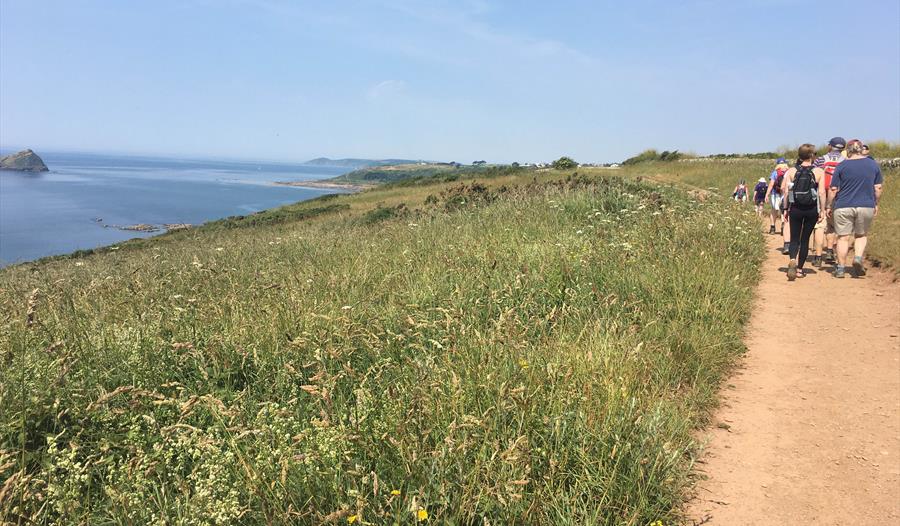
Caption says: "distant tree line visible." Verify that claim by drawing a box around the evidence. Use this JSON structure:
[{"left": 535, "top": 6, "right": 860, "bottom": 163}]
[{"left": 706, "top": 152, "right": 779, "bottom": 159}]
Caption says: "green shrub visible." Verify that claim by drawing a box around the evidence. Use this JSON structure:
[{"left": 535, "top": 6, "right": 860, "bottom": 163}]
[
  {"left": 359, "top": 204, "right": 409, "bottom": 225},
  {"left": 551, "top": 156, "right": 578, "bottom": 170}
]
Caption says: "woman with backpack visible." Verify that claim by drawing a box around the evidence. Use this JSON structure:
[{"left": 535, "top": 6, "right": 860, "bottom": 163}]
[
  {"left": 753, "top": 177, "right": 768, "bottom": 217},
  {"left": 733, "top": 179, "right": 749, "bottom": 203},
  {"left": 781, "top": 144, "right": 827, "bottom": 280}
]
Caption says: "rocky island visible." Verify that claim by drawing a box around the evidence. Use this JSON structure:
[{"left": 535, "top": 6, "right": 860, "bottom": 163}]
[{"left": 0, "top": 149, "right": 49, "bottom": 172}]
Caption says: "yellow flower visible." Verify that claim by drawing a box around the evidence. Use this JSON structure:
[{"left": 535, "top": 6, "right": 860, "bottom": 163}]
[
  {"left": 390, "top": 489, "right": 401, "bottom": 496},
  {"left": 519, "top": 359, "right": 529, "bottom": 369},
  {"left": 416, "top": 508, "right": 428, "bottom": 521},
  {"left": 347, "top": 515, "right": 358, "bottom": 524}
]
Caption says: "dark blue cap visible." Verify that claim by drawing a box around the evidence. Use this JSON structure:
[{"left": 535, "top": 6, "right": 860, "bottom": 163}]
[
  {"left": 829, "top": 137, "right": 846, "bottom": 149},
  {"left": 776, "top": 157, "right": 786, "bottom": 164}
]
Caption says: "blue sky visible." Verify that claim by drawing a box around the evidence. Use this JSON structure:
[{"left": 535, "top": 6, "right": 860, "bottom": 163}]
[{"left": 2, "top": 0, "right": 898, "bottom": 163}]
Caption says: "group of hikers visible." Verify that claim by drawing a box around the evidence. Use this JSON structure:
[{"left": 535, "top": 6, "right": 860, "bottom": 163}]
[{"left": 734, "top": 137, "right": 883, "bottom": 280}]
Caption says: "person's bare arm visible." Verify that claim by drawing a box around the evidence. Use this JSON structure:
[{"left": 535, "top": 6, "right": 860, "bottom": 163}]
[
  {"left": 765, "top": 179, "right": 774, "bottom": 201},
  {"left": 874, "top": 183, "right": 883, "bottom": 216},
  {"left": 814, "top": 168, "right": 826, "bottom": 216},
  {"left": 827, "top": 170, "right": 840, "bottom": 217},
  {"left": 782, "top": 167, "right": 796, "bottom": 196}
]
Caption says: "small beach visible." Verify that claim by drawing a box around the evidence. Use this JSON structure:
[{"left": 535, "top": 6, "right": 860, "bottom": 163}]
[{"left": 273, "top": 180, "right": 373, "bottom": 192}]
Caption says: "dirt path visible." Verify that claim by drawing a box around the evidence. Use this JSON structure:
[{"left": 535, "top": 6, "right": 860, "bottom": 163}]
[{"left": 687, "top": 233, "right": 900, "bottom": 525}]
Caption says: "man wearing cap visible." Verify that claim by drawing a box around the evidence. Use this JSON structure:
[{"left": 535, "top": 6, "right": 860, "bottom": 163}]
[
  {"left": 826, "top": 139, "right": 883, "bottom": 278},
  {"left": 812, "top": 137, "right": 846, "bottom": 266}
]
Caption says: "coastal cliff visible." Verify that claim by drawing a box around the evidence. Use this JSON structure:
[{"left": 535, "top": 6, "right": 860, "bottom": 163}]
[{"left": 0, "top": 149, "right": 49, "bottom": 172}]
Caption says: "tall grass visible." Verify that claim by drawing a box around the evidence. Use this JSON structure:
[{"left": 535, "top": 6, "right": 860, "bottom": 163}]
[
  {"left": 869, "top": 174, "right": 900, "bottom": 271},
  {"left": 1, "top": 175, "right": 763, "bottom": 524}
]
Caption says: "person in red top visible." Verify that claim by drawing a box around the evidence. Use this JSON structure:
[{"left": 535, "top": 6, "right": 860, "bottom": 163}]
[{"left": 812, "top": 137, "right": 845, "bottom": 266}]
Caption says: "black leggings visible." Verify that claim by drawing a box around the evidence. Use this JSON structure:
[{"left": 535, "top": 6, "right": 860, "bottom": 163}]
[{"left": 788, "top": 206, "right": 818, "bottom": 268}]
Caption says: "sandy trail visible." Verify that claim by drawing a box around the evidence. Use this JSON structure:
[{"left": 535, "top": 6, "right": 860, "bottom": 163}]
[{"left": 687, "top": 232, "right": 900, "bottom": 525}]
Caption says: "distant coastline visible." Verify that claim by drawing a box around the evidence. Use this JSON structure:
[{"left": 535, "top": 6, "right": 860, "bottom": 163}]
[{"left": 0, "top": 151, "right": 348, "bottom": 266}]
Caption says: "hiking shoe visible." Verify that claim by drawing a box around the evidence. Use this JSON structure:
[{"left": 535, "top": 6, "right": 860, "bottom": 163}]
[
  {"left": 853, "top": 257, "right": 866, "bottom": 277},
  {"left": 787, "top": 259, "right": 797, "bottom": 281},
  {"left": 834, "top": 265, "right": 845, "bottom": 278},
  {"left": 797, "top": 267, "right": 806, "bottom": 278},
  {"left": 812, "top": 256, "right": 822, "bottom": 268},
  {"left": 769, "top": 225, "right": 776, "bottom": 235}
]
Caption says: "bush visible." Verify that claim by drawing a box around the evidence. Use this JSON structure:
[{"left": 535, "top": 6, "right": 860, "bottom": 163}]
[
  {"left": 359, "top": 204, "right": 408, "bottom": 225},
  {"left": 551, "top": 156, "right": 578, "bottom": 170}
]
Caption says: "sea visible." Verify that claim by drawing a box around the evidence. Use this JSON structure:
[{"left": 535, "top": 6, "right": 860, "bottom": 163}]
[{"left": 0, "top": 150, "right": 350, "bottom": 266}]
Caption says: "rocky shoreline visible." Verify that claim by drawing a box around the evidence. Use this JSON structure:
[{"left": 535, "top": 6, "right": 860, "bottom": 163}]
[{"left": 93, "top": 218, "right": 192, "bottom": 233}]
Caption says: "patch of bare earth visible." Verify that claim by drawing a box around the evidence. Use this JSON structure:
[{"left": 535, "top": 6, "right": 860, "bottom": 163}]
[{"left": 687, "top": 233, "right": 900, "bottom": 525}]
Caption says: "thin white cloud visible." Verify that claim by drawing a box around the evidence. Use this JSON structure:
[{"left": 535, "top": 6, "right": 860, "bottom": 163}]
[
  {"left": 372, "top": 0, "right": 598, "bottom": 65},
  {"left": 366, "top": 79, "right": 407, "bottom": 101}
]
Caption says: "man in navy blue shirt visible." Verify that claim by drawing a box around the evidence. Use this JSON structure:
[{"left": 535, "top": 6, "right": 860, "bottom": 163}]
[{"left": 826, "top": 139, "right": 884, "bottom": 278}]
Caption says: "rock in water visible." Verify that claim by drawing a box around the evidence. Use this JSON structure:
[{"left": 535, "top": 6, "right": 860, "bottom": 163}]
[{"left": 0, "top": 149, "right": 49, "bottom": 172}]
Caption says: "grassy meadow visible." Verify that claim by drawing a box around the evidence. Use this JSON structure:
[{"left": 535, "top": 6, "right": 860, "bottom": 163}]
[{"left": 3, "top": 167, "right": 762, "bottom": 524}]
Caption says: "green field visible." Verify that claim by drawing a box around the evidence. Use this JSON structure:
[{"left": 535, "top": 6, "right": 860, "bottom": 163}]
[{"left": 0, "top": 167, "right": 764, "bottom": 524}]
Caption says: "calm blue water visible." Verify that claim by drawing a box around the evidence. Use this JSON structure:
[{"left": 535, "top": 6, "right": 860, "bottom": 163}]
[{"left": 0, "top": 151, "right": 349, "bottom": 266}]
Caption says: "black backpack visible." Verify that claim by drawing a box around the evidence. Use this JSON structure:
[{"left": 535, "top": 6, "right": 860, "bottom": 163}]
[{"left": 792, "top": 166, "right": 817, "bottom": 207}]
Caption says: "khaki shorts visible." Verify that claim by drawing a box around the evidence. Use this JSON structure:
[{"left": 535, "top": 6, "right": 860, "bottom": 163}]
[
  {"left": 833, "top": 207, "right": 875, "bottom": 236},
  {"left": 814, "top": 216, "right": 826, "bottom": 230},
  {"left": 813, "top": 212, "right": 833, "bottom": 231}
]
